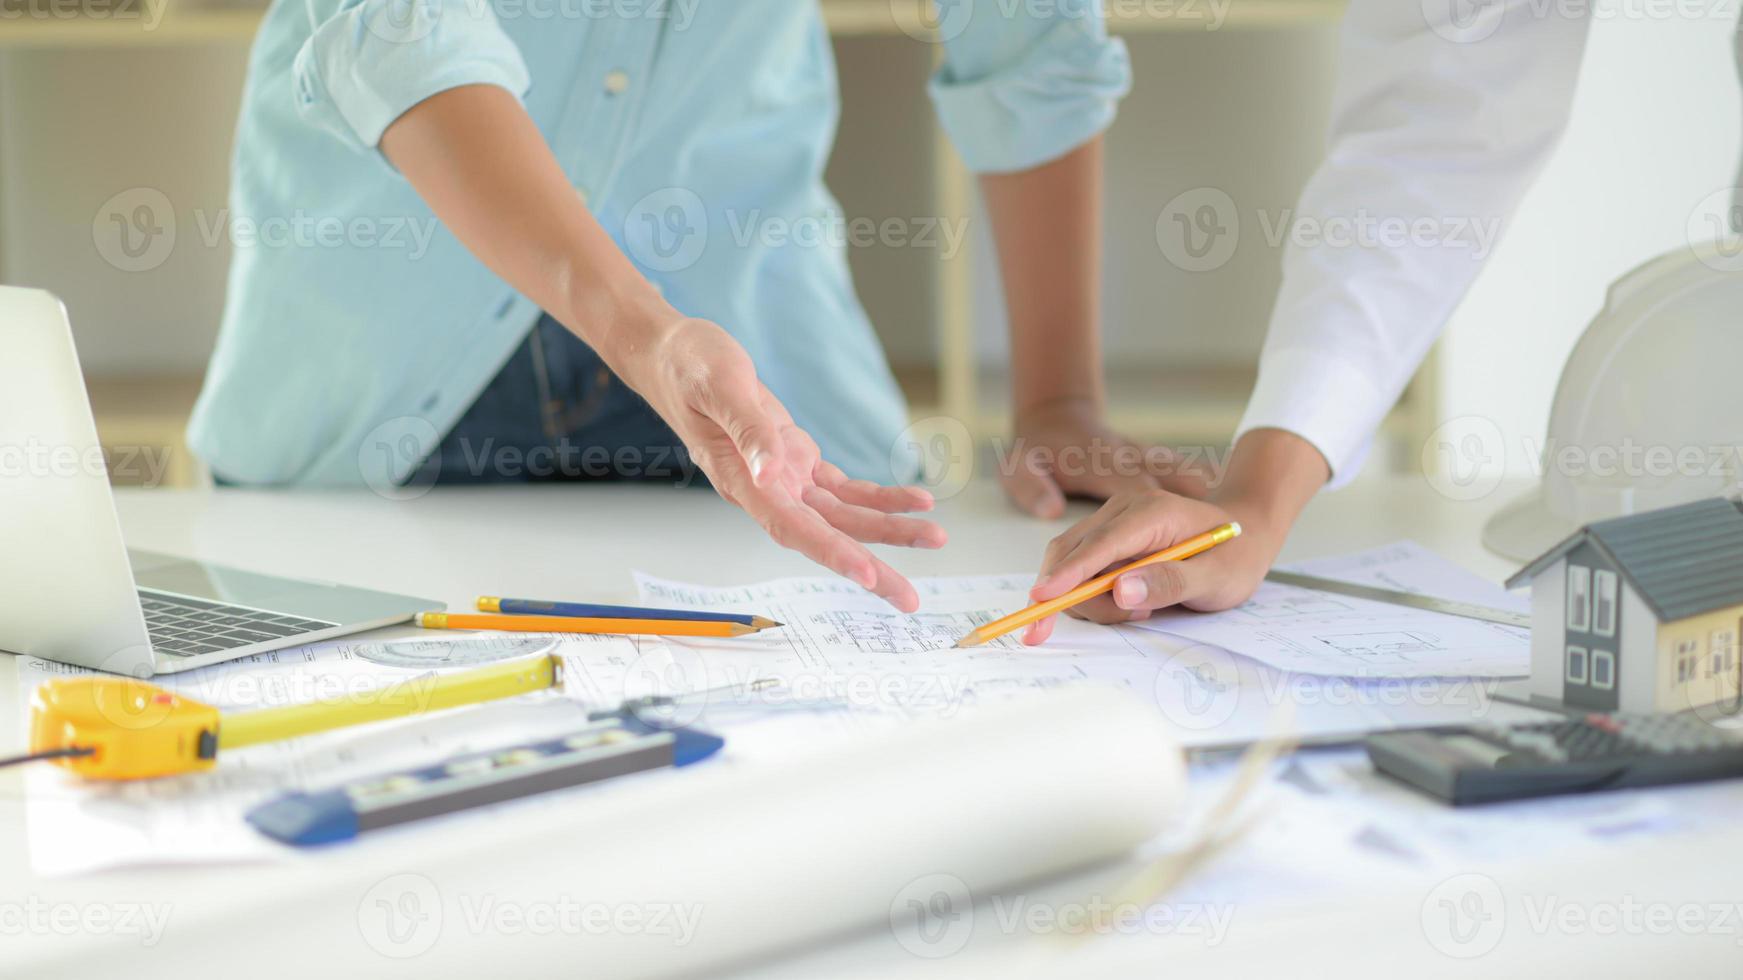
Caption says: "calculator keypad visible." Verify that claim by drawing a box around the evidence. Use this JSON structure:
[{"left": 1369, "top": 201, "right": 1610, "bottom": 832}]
[{"left": 1477, "top": 712, "right": 1743, "bottom": 765}]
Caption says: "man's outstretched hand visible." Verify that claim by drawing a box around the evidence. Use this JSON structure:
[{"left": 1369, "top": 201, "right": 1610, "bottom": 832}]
[{"left": 621, "top": 316, "right": 945, "bottom": 612}]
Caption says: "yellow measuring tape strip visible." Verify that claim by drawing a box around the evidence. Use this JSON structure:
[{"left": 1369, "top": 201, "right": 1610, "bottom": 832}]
[{"left": 28, "top": 654, "right": 560, "bottom": 781}]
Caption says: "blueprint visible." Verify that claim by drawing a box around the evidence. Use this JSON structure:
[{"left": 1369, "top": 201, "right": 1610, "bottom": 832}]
[
  {"left": 1134, "top": 541, "right": 1531, "bottom": 678},
  {"left": 619, "top": 569, "right": 1539, "bottom": 749},
  {"left": 613, "top": 572, "right": 1171, "bottom": 746},
  {"left": 15, "top": 547, "right": 1539, "bottom": 875}
]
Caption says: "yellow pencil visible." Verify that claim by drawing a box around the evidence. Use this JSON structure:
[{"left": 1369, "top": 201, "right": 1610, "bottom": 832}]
[
  {"left": 416, "top": 611, "right": 764, "bottom": 638},
  {"left": 955, "top": 522, "right": 1242, "bottom": 648}
]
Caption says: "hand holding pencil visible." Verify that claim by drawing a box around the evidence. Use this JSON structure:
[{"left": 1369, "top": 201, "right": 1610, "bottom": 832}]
[
  {"left": 1015, "top": 491, "right": 1285, "bottom": 647},
  {"left": 957, "top": 518, "right": 1240, "bottom": 648}
]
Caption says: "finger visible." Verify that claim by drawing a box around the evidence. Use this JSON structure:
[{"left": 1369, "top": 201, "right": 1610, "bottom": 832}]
[
  {"left": 1021, "top": 614, "right": 1056, "bottom": 646},
  {"left": 801, "top": 486, "right": 946, "bottom": 548},
  {"left": 1001, "top": 464, "right": 1067, "bottom": 520},
  {"left": 1033, "top": 509, "right": 1179, "bottom": 603},
  {"left": 1029, "top": 589, "right": 1147, "bottom": 639},
  {"left": 866, "top": 558, "right": 921, "bottom": 614},
  {"left": 1110, "top": 558, "right": 1214, "bottom": 615},
  {"left": 1062, "top": 593, "right": 1144, "bottom": 624},
  {"left": 701, "top": 377, "right": 789, "bottom": 489},
  {"left": 814, "top": 460, "right": 934, "bottom": 514},
  {"left": 754, "top": 497, "right": 922, "bottom": 612},
  {"left": 685, "top": 413, "right": 876, "bottom": 588},
  {"left": 753, "top": 498, "right": 880, "bottom": 591},
  {"left": 1032, "top": 494, "right": 1141, "bottom": 597}
]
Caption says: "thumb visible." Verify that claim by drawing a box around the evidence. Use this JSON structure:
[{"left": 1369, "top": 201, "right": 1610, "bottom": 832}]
[
  {"left": 1001, "top": 456, "right": 1066, "bottom": 519},
  {"left": 707, "top": 377, "right": 787, "bottom": 488},
  {"left": 1110, "top": 558, "right": 1213, "bottom": 616}
]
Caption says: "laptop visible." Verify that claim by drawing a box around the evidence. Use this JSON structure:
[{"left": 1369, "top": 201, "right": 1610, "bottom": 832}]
[{"left": 0, "top": 286, "right": 442, "bottom": 676}]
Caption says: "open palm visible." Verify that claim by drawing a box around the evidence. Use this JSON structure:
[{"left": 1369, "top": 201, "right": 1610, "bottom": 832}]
[{"left": 631, "top": 318, "right": 945, "bottom": 612}]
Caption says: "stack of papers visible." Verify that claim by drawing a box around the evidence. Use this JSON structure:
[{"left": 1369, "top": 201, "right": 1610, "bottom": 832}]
[
  {"left": 14, "top": 540, "right": 1543, "bottom": 875},
  {"left": 1138, "top": 541, "right": 1531, "bottom": 678}
]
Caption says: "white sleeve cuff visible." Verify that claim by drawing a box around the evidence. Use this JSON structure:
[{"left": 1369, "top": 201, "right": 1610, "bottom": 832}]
[{"left": 1234, "top": 345, "right": 1397, "bottom": 490}]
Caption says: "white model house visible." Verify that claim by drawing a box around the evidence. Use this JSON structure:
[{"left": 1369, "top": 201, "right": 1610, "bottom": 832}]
[{"left": 1505, "top": 497, "right": 1743, "bottom": 714}]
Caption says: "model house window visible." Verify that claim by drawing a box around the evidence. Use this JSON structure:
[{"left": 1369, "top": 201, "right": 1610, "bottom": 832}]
[
  {"left": 1713, "top": 631, "right": 1735, "bottom": 675},
  {"left": 1675, "top": 639, "right": 1699, "bottom": 684},
  {"left": 1592, "top": 570, "right": 1617, "bottom": 637},
  {"left": 1591, "top": 650, "right": 1615, "bottom": 690},
  {"left": 1566, "top": 565, "right": 1591, "bottom": 631},
  {"left": 1566, "top": 645, "right": 1587, "bottom": 684}
]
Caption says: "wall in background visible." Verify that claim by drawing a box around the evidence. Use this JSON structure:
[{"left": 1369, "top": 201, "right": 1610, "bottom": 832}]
[
  {"left": 971, "top": 26, "right": 1342, "bottom": 373},
  {"left": 0, "top": 47, "right": 248, "bottom": 374},
  {"left": 1436, "top": 13, "right": 1741, "bottom": 480},
  {"left": 826, "top": 35, "right": 939, "bottom": 369}
]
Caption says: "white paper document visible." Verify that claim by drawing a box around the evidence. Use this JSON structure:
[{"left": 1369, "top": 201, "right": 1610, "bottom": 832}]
[
  {"left": 627, "top": 570, "right": 1542, "bottom": 750},
  {"left": 619, "top": 572, "right": 1179, "bottom": 745},
  {"left": 1134, "top": 541, "right": 1531, "bottom": 678},
  {"left": 1280, "top": 540, "right": 1530, "bottom": 614},
  {"left": 15, "top": 545, "right": 1541, "bottom": 876}
]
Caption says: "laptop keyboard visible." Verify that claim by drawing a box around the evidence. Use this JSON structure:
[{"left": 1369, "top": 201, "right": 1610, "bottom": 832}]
[{"left": 139, "top": 590, "right": 337, "bottom": 658}]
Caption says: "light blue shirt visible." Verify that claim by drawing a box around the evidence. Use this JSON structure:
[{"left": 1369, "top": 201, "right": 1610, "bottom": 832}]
[{"left": 188, "top": 0, "right": 1130, "bottom": 486}]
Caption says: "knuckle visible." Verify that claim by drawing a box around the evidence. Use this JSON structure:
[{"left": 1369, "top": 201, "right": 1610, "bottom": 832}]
[
  {"left": 763, "top": 517, "right": 797, "bottom": 549},
  {"left": 1145, "top": 562, "right": 1189, "bottom": 603},
  {"left": 1080, "top": 527, "right": 1114, "bottom": 555}
]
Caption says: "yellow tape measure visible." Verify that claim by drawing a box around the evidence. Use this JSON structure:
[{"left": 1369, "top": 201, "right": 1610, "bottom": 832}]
[{"left": 20, "top": 655, "right": 559, "bottom": 781}]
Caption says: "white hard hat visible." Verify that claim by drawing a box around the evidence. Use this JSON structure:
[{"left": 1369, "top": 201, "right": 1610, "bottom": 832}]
[{"left": 1483, "top": 241, "right": 1743, "bottom": 560}]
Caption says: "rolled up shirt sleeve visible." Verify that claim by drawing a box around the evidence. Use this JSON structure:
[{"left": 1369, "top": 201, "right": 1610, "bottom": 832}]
[
  {"left": 291, "top": 0, "right": 532, "bottom": 155},
  {"left": 1235, "top": 0, "right": 1590, "bottom": 487},
  {"left": 928, "top": 1, "right": 1131, "bottom": 174}
]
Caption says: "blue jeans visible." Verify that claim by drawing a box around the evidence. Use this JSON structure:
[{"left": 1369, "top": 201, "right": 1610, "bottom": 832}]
[{"left": 431, "top": 314, "right": 701, "bottom": 487}]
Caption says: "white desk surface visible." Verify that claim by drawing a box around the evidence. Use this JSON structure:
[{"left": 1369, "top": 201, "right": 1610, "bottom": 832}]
[{"left": 3, "top": 477, "right": 1739, "bottom": 977}]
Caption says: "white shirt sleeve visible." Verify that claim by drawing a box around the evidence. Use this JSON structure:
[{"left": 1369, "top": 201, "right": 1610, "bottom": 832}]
[{"left": 1235, "top": 0, "right": 1592, "bottom": 487}]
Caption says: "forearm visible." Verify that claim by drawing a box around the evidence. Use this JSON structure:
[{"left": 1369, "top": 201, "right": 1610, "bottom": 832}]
[
  {"left": 379, "top": 84, "right": 674, "bottom": 368},
  {"left": 978, "top": 138, "right": 1105, "bottom": 424}
]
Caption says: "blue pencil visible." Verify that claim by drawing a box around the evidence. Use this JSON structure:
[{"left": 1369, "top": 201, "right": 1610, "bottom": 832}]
[{"left": 477, "top": 596, "right": 781, "bottom": 630}]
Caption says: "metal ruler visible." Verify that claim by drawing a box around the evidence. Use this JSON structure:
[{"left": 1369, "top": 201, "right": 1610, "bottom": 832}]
[{"left": 1263, "top": 570, "right": 1532, "bottom": 628}]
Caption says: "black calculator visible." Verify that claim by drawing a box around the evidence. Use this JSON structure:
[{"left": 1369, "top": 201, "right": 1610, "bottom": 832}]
[{"left": 1366, "top": 712, "right": 1743, "bottom": 806}]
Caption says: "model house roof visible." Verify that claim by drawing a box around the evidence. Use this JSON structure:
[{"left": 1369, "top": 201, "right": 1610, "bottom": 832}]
[{"left": 1505, "top": 497, "right": 1743, "bottom": 622}]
